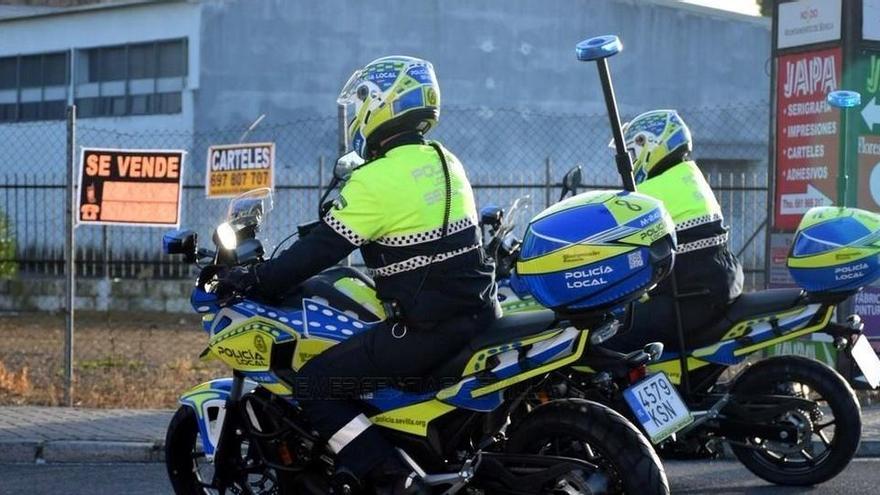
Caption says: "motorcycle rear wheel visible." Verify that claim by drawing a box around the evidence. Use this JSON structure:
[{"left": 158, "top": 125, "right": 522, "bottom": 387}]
[
  {"left": 729, "top": 355, "right": 861, "bottom": 486},
  {"left": 506, "top": 398, "right": 670, "bottom": 495}
]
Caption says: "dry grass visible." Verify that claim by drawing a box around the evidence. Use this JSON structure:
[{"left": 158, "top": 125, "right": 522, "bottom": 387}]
[{"left": 0, "top": 311, "right": 224, "bottom": 408}]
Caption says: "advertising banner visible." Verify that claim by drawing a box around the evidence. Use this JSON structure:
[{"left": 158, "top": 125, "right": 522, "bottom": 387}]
[
  {"left": 864, "top": 0, "right": 880, "bottom": 41},
  {"left": 768, "top": 233, "right": 797, "bottom": 288},
  {"left": 777, "top": 0, "right": 841, "bottom": 49},
  {"left": 78, "top": 148, "right": 185, "bottom": 227},
  {"left": 774, "top": 47, "right": 842, "bottom": 231},
  {"left": 206, "top": 142, "right": 274, "bottom": 198},
  {"left": 853, "top": 286, "right": 880, "bottom": 352},
  {"left": 854, "top": 51, "right": 880, "bottom": 211}
]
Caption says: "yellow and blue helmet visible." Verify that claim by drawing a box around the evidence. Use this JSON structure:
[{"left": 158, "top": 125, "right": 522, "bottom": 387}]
[
  {"left": 613, "top": 109, "right": 692, "bottom": 184},
  {"left": 337, "top": 55, "right": 441, "bottom": 158}
]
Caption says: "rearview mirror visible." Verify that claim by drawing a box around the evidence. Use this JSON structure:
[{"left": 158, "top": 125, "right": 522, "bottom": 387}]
[
  {"left": 480, "top": 205, "right": 503, "bottom": 230},
  {"left": 560, "top": 165, "right": 583, "bottom": 200},
  {"left": 163, "top": 229, "right": 198, "bottom": 263}
]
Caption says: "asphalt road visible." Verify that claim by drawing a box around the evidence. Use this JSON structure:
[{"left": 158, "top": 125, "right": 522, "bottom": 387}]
[{"left": 1, "top": 459, "right": 878, "bottom": 494}]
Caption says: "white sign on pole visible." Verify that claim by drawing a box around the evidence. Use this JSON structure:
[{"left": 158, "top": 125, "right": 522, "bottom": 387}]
[
  {"left": 865, "top": 0, "right": 880, "bottom": 41},
  {"left": 777, "top": 0, "right": 841, "bottom": 49}
]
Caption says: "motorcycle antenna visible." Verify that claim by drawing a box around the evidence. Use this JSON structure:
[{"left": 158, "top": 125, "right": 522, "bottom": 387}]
[
  {"left": 576, "top": 35, "right": 637, "bottom": 193},
  {"left": 827, "top": 90, "right": 861, "bottom": 207}
]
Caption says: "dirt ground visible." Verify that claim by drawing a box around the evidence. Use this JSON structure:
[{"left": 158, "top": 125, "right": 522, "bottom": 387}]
[
  {"left": 0, "top": 311, "right": 224, "bottom": 408},
  {"left": 3, "top": 311, "right": 879, "bottom": 410}
]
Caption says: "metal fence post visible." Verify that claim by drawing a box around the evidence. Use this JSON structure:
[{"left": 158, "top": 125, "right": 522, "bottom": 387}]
[
  {"left": 102, "top": 226, "right": 109, "bottom": 279},
  {"left": 318, "top": 155, "right": 325, "bottom": 207},
  {"left": 64, "top": 105, "right": 77, "bottom": 407},
  {"left": 337, "top": 104, "right": 349, "bottom": 156},
  {"left": 544, "top": 157, "right": 552, "bottom": 208}
]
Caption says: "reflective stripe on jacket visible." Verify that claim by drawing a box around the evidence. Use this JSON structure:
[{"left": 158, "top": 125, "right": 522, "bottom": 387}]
[
  {"left": 324, "top": 142, "right": 496, "bottom": 324},
  {"left": 637, "top": 160, "right": 726, "bottom": 252},
  {"left": 638, "top": 160, "right": 743, "bottom": 302}
]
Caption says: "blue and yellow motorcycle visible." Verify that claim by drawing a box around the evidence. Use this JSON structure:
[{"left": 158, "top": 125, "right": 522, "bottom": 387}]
[
  {"left": 161, "top": 186, "right": 674, "bottom": 494},
  {"left": 486, "top": 35, "right": 880, "bottom": 488}
]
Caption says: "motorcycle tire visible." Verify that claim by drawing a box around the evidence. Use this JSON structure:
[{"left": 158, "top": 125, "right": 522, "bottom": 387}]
[
  {"left": 507, "top": 398, "right": 670, "bottom": 495},
  {"left": 165, "top": 405, "right": 294, "bottom": 494},
  {"left": 729, "top": 355, "right": 861, "bottom": 486}
]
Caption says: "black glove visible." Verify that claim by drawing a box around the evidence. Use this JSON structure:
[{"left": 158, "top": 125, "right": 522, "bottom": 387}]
[{"left": 215, "top": 265, "right": 260, "bottom": 298}]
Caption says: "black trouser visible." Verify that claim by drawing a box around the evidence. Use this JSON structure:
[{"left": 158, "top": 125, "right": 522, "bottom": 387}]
[
  {"left": 295, "top": 305, "right": 498, "bottom": 477},
  {"left": 606, "top": 246, "right": 743, "bottom": 353},
  {"left": 604, "top": 291, "right": 727, "bottom": 353}
]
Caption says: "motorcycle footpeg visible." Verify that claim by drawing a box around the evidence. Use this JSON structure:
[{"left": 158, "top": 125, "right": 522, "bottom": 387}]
[
  {"left": 330, "top": 470, "right": 362, "bottom": 495},
  {"left": 623, "top": 350, "right": 650, "bottom": 367}
]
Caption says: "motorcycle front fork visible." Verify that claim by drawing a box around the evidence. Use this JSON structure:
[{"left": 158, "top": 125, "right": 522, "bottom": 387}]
[{"left": 211, "top": 372, "right": 247, "bottom": 489}]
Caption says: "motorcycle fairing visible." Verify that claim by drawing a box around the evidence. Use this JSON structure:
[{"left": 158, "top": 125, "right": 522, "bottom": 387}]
[
  {"left": 178, "top": 377, "right": 258, "bottom": 459},
  {"left": 369, "top": 328, "right": 588, "bottom": 433},
  {"left": 183, "top": 287, "right": 593, "bottom": 439},
  {"left": 332, "top": 276, "right": 386, "bottom": 320},
  {"left": 648, "top": 303, "right": 831, "bottom": 384}
]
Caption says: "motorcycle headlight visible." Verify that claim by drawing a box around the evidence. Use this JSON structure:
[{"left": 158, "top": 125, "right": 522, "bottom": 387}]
[{"left": 217, "top": 222, "right": 238, "bottom": 250}]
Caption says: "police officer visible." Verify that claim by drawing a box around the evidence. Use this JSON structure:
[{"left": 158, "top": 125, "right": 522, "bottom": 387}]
[
  {"left": 217, "top": 56, "right": 498, "bottom": 494},
  {"left": 605, "top": 110, "right": 744, "bottom": 351}
]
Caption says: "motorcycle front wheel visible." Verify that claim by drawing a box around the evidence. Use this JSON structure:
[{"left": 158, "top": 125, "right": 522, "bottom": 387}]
[
  {"left": 507, "top": 398, "right": 670, "bottom": 495},
  {"left": 729, "top": 355, "right": 861, "bottom": 486},
  {"left": 165, "top": 405, "right": 293, "bottom": 495}
]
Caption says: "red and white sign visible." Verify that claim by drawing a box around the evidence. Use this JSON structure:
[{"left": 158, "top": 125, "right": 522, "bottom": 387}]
[
  {"left": 777, "top": 0, "right": 841, "bottom": 49},
  {"left": 774, "top": 47, "right": 842, "bottom": 231}
]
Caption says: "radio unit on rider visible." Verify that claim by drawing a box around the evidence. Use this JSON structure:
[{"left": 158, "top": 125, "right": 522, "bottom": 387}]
[
  {"left": 787, "top": 206, "right": 880, "bottom": 293},
  {"left": 515, "top": 190, "right": 676, "bottom": 313}
]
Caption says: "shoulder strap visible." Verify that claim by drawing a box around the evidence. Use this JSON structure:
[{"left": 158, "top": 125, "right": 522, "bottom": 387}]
[{"left": 404, "top": 141, "right": 452, "bottom": 312}]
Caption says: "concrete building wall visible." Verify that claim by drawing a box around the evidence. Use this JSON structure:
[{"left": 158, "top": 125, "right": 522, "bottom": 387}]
[
  {"left": 0, "top": 1, "right": 202, "bottom": 134},
  {"left": 192, "top": 0, "right": 771, "bottom": 188},
  {"left": 0, "top": 0, "right": 202, "bottom": 182},
  {"left": 195, "top": 0, "right": 770, "bottom": 123}
]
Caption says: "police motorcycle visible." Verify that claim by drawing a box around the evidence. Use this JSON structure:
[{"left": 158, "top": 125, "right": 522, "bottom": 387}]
[
  {"left": 480, "top": 168, "right": 670, "bottom": 406},
  {"left": 493, "top": 35, "right": 880, "bottom": 487},
  {"left": 161, "top": 164, "right": 676, "bottom": 491}
]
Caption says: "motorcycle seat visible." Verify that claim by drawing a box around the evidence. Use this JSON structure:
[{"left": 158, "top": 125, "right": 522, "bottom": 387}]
[
  {"left": 605, "top": 288, "right": 808, "bottom": 353},
  {"left": 723, "top": 288, "right": 805, "bottom": 323},
  {"left": 469, "top": 310, "right": 558, "bottom": 350},
  {"left": 428, "top": 310, "right": 558, "bottom": 380},
  {"left": 704, "top": 288, "right": 806, "bottom": 341}
]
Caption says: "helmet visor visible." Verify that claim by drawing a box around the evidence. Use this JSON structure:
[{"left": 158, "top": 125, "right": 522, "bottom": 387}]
[{"left": 337, "top": 69, "right": 365, "bottom": 106}]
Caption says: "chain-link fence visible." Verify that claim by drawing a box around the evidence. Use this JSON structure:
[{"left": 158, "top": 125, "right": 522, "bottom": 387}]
[
  {"left": 0, "top": 102, "right": 770, "bottom": 406},
  {"left": 0, "top": 103, "right": 770, "bottom": 282}
]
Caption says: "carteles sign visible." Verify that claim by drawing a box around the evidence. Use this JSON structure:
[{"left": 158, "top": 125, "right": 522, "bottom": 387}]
[
  {"left": 78, "top": 148, "right": 185, "bottom": 227},
  {"left": 777, "top": 0, "right": 841, "bottom": 49},
  {"left": 206, "top": 142, "right": 274, "bottom": 198}
]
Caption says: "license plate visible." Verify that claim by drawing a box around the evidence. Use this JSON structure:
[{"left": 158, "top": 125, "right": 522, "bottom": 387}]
[
  {"left": 850, "top": 335, "right": 880, "bottom": 389},
  {"left": 623, "top": 372, "right": 693, "bottom": 444}
]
